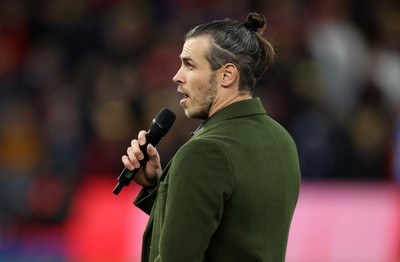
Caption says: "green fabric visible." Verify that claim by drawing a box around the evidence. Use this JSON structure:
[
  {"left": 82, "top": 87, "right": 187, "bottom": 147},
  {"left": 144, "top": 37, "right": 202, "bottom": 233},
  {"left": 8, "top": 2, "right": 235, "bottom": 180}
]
[{"left": 134, "top": 98, "right": 301, "bottom": 262}]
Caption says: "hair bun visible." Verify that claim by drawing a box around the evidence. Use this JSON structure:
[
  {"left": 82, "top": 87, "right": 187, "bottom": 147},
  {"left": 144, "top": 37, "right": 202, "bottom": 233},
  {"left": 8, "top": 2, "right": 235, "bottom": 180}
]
[{"left": 243, "top": 13, "right": 266, "bottom": 33}]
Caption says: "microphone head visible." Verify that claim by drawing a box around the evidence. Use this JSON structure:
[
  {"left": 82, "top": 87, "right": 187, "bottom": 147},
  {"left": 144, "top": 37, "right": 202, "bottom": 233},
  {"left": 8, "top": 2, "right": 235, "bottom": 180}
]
[
  {"left": 149, "top": 108, "right": 176, "bottom": 140},
  {"left": 154, "top": 108, "right": 176, "bottom": 131}
]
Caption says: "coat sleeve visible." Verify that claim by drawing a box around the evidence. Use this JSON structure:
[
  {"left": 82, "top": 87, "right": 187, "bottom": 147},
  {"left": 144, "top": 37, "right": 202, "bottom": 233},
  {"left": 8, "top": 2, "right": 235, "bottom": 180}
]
[
  {"left": 155, "top": 138, "right": 234, "bottom": 261},
  {"left": 133, "top": 188, "right": 158, "bottom": 215}
]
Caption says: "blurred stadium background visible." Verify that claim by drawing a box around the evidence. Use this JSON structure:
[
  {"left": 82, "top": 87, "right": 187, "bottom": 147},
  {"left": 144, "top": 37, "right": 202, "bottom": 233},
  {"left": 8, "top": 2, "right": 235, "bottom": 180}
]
[{"left": 0, "top": 0, "right": 399, "bottom": 261}]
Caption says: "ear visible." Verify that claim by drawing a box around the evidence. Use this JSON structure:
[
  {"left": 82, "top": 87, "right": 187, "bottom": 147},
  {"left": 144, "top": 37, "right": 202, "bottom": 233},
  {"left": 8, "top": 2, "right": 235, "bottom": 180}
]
[{"left": 221, "top": 63, "right": 238, "bottom": 87}]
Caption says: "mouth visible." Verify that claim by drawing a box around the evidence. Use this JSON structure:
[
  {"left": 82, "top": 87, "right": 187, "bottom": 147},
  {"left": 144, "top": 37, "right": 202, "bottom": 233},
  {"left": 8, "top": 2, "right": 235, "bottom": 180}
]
[{"left": 178, "top": 90, "right": 189, "bottom": 105}]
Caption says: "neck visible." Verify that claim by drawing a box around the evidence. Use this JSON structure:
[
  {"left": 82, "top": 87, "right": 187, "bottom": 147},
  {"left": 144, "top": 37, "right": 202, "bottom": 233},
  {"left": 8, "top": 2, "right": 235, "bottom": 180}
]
[{"left": 208, "top": 92, "right": 252, "bottom": 117}]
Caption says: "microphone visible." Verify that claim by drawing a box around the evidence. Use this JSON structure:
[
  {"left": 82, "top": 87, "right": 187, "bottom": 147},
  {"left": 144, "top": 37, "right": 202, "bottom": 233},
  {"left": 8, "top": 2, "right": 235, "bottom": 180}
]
[{"left": 113, "top": 108, "right": 176, "bottom": 195}]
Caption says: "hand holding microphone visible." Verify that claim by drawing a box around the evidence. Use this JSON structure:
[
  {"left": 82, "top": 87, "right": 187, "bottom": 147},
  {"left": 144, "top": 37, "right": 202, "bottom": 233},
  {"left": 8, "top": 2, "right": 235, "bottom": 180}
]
[
  {"left": 113, "top": 108, "right": 176, "bottom": 195},
  {"left": 123, "top": 131, "right": 161, "bottom": 189}
]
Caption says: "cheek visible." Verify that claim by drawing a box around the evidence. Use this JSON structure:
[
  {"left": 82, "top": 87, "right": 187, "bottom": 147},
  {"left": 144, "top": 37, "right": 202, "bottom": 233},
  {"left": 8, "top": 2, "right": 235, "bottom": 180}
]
[
  {"left": 186, "top": 70, "right": 214, "bottom": 97},
  {"left": 185, "top": 74, "right": 201, "bottom": 92},
  {"left": 188, "top": 69, "right": 210, "bottom": 85}
]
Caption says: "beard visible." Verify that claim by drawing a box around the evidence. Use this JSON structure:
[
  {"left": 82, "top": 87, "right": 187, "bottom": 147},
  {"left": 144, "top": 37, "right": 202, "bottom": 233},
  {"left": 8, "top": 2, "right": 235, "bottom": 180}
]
[{"left": 182, "top": 72, "right": 218, "bottom": 119}]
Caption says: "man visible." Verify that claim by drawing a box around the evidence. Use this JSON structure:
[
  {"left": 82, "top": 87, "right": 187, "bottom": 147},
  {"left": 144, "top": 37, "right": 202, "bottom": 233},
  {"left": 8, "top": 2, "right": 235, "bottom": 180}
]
[{"left": 122, "top": 12, "right": 301, "bottom": 262}]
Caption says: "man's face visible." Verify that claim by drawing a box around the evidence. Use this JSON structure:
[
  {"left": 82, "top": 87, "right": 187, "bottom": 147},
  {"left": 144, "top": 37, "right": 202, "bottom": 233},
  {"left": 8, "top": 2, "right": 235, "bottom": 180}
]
[{"left": 173, "top": 36, "right": 219, "bottom": 119}]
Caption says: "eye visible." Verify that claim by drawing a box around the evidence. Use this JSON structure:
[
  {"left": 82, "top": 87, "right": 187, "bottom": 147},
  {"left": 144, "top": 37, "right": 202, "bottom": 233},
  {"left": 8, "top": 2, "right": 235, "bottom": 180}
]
[
  {"left": 186, "top": 62, "right": 194, "bottom": 70},
  {"left": 183, "top": 59, "right": 194, "bottom": 70}
]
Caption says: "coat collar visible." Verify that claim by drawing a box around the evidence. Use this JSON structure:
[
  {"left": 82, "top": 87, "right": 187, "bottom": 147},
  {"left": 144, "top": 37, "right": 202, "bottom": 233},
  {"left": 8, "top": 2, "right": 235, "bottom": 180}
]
[{"left": 190, "top": 97, "right": 266, "bottom": 138}]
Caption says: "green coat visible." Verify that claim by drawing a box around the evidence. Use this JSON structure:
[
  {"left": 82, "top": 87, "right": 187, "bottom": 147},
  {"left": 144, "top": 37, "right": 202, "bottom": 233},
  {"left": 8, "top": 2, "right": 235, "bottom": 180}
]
[{"left": 134, "top": 98, "right": 301, "bottom": 262}]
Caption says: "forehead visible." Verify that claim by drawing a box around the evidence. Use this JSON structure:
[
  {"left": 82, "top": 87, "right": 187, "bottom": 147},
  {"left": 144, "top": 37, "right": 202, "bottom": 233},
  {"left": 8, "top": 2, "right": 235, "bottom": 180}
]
[{"left": 180, "top": 36, "right": 211, "bottom": 63}]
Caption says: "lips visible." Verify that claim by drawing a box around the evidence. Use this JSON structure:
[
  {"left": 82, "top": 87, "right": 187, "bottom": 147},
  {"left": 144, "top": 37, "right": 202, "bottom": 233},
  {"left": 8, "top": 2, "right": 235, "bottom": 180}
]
[{"left": 178, "top": 90, "right": 189, "bottom": 105}]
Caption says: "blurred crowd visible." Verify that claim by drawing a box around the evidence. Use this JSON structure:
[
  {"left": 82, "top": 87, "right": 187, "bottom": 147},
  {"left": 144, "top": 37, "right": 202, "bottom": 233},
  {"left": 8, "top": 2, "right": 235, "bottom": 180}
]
[{"left": 0, "top": 0, "right": 399, "bottom": 231}]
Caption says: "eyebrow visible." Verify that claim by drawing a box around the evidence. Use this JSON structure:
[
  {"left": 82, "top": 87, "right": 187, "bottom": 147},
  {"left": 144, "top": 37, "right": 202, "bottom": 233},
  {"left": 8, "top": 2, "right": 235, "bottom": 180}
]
[
  {"left": 180, "top": 56, "right": 196, "bottom": 67},
  {"left": 180, "top": 56, "right": 193, "bottom": 62}
]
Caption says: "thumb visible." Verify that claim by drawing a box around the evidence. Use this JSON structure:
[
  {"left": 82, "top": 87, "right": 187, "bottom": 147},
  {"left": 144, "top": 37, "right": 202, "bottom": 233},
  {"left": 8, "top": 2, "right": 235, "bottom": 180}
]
[{"left": 146, "top": 144, "right": 161, "bottom": 171}]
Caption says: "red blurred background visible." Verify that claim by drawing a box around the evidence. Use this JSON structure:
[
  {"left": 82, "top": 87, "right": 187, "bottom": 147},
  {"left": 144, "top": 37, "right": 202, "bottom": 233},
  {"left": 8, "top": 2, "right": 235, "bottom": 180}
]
[{"left": 3, "top": 177, "right": 399, "bottom": 261}]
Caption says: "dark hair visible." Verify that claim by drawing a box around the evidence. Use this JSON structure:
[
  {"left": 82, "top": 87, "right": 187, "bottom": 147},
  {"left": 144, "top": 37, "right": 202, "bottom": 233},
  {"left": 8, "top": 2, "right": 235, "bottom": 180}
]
[{"left": 185, "top": 13, "right": 275, "bottom": 93}]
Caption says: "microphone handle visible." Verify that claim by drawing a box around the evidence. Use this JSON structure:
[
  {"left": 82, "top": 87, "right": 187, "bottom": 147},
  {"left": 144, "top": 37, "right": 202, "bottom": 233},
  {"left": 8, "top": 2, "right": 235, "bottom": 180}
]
[{"left": 113, "top": 134, "right": 151, "bottom": 195}]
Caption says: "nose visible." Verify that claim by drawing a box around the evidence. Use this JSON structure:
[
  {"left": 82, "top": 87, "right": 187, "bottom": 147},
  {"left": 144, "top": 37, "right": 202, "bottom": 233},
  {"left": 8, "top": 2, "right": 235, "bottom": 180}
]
[{"left": 172, "top": 67, "right": 184, "bottom": 84}]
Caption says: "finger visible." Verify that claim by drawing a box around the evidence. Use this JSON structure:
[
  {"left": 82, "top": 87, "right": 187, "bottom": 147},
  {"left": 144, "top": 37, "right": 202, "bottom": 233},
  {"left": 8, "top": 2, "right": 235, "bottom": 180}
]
[
  {"left": 138, "top": 130, "right": 148, "bottom": 146},
  {"left": 127, "top": 140, "right": 142, "bottom": 168},
  {"left": 121, "top": 155, "right": 135, "bottom": 170},
  {"left": 146, "top": 144, "right": 161, "bottom": 170},
  {"left": 130, "top": 139, "right": 144, "bottom": 162}
]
